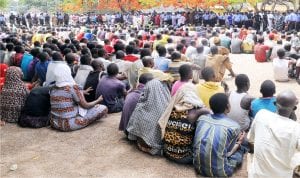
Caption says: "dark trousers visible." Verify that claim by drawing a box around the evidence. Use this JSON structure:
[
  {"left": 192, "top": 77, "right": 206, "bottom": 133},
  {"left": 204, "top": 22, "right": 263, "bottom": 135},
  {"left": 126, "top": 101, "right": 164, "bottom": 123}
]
[{"left": 288, "top": 21, "right": 296, "bottom": 31}]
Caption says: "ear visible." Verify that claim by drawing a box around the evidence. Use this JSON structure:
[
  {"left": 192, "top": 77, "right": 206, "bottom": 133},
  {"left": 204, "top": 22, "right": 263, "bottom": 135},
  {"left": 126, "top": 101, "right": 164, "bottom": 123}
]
[{"left": 225, "top": 103, "right": 231, "bottom": 114}]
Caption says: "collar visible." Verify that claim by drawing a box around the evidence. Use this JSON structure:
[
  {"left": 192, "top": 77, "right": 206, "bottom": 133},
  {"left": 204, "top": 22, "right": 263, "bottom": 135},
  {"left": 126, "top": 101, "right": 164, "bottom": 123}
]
[{"left": 212, "top": 113, "right": 227, "bottom": 119}]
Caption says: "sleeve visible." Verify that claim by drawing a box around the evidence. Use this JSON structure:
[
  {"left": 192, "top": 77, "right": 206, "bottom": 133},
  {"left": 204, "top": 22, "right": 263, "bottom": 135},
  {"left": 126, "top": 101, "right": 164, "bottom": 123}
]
[
  {"left": 247, "top": 118, "right": 256, "bottom": 144},
  {"left": 223, "top": 58, "right": 233, "bottom": 70},
  {"left": 71, "top": 85, "right": 81, "bottom": 103},
  {"left": 291, "top": 126, "right": 300, "bottom": 169}
]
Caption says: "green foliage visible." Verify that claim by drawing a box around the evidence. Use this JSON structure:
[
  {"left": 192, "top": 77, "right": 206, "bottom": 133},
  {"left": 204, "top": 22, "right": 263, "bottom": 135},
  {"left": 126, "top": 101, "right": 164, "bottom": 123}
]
[
  {"left": 19, "top": 0, "right": 63, "bottom": 12},
  {"left": 0, "top": 0, "right": 8, "bottom": 9}
]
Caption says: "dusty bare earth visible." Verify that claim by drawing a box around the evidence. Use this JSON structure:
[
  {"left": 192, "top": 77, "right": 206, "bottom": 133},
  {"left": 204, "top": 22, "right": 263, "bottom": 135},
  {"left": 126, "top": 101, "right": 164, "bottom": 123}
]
[{"left": 1, "top": 54, "right": 300, "bottom": 178}]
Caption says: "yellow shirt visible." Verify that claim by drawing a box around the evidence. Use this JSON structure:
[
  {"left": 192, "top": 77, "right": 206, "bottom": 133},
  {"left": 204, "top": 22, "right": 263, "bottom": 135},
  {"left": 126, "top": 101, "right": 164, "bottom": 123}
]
[
  {"left": 138, "top": 67, "right": 174, "bottom": 82},
  {"left": 196, "top": 81, "right": 224, "bottom": 108}
]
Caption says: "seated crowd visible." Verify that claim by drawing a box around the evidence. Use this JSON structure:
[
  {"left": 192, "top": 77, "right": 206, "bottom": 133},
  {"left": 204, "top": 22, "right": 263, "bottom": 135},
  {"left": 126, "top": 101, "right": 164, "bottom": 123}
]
[{"left": 0, "top": 24, "right": 299, "bottom": 177}]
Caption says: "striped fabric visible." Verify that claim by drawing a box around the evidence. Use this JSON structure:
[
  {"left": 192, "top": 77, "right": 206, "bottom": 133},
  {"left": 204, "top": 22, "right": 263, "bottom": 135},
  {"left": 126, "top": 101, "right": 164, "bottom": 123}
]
[
  {"left": 193, "top": 114, "right": 241, "bottom": 177},
  {"left": 50, "top": 85, "right": 80, "bottom": 119}
]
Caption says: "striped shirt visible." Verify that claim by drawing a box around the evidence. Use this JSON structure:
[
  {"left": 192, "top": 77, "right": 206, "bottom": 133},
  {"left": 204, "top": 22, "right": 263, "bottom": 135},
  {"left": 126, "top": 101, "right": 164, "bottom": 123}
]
[
  {"left": 50, "top": 85, "right": 81, "bottom": 119},
  {"left": 193, "top": 114, "right": 241, "bottom": 177}
]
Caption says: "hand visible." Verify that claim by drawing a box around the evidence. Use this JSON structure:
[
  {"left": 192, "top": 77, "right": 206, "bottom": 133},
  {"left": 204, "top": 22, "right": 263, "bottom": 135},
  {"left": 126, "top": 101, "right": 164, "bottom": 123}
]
[
  {"left": 237, "top": 131, "right": 246, "bottom": 144},
  {"left": 97, "top": 95, "right": 103, "bottom": 103},
  {"left": 83, "top": 87, "right": 93, "bottom": 95}
]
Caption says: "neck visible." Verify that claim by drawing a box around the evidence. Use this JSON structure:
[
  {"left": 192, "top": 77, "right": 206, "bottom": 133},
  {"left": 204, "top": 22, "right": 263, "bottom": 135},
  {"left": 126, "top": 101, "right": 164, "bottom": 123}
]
[
  {"left": 237, "top": 88, "right": 247, "bottom": 93},
  {"left": 277, "top": 110, "right": 292, "bottom": 118}
]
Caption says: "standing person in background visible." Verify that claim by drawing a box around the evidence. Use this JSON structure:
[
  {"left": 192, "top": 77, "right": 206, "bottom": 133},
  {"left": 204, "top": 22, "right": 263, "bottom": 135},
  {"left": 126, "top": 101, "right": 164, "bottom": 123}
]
[{"left": 253, "top": 12, "right": 262, "bottom": 32}]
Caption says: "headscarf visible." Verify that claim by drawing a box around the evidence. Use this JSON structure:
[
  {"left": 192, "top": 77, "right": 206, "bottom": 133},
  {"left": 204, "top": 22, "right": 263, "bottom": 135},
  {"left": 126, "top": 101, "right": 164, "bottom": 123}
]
[
  {"left": 0, "top": 67, "right": 28, "bottom": 122},
  {"left": 158, "top": 82, "right": 204, "bottom": 138},
  {"left": 54, "top": 64, "right": 76, "bottom": 87},
  {"left": 126, "top": 79, "right": 171, "bottom": 154}
]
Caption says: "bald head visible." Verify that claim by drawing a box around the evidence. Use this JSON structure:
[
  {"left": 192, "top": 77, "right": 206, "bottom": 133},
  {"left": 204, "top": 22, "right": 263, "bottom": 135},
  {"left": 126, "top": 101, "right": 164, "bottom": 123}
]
[
  {"left": 91, "top": 59, "right": 104, "bottom": 71},
  {"left": 142, "top": 56, "right": 154, "bottom": 68},
  {"left": 276, "top": 90, "right": 298, "bottom": 119},
  {"left": 277, "top": 90, "right": 298, "bottom": 108}
]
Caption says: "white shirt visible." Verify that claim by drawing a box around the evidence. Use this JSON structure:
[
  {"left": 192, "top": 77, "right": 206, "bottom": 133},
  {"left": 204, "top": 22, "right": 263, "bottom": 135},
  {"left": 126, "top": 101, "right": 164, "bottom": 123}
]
[
  {"left": 273, "top": 58, "right": 289, "bottom": 82},
  {"left": 227, "top": 91, "right": 250, "bottom": 131},
  {"left": 94, "top": 57, "right": 111, "bottom": 71},
  {"left": 74, "top": 65, "right": 93, "bottom": 88},
  {"left": 247, "top": 109, "right": 300, "bottom": 178},
  {"left": 185, "top": 46, "right": 197, "bottom": 60}
]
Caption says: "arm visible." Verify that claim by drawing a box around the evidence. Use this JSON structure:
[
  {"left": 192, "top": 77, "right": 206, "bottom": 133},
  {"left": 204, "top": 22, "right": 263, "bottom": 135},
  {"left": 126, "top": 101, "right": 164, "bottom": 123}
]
[
  {"left": 227, "top": 131, "right": 246, "bottom": 157},
  {"left": 78, "top": 93, "right": 103, "bottom": 109}
]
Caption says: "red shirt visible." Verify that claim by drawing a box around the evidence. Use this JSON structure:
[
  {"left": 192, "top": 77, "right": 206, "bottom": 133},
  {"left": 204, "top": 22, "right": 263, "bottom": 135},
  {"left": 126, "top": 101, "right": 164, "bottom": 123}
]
[
  {"left": 104, "top": 45, "right": 114, "bottom": 54},
  {"left": 254, "top": 44, "right": 270, "bottom": 62},
  {"left": 124, "top": 55, "right": 138, "bottom": 62}
]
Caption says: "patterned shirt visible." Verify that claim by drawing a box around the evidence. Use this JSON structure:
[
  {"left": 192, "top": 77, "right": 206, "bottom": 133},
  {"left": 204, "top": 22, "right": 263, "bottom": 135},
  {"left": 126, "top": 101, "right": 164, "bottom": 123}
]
[
  {"left": 164, "top": 109, "right": 195, "bottom": 161},
  {"left": 50, "top": 85, "right": 81, "bottom": 119},
  {"left": 193, "top": 114, "right": 241, "bottom": 177}
]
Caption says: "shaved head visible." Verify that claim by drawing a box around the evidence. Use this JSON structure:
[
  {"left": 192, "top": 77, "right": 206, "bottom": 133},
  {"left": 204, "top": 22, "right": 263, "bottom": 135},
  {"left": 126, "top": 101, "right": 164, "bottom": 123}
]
[{"left": 276, "top": 90, "right": 298, "bottom": 119}]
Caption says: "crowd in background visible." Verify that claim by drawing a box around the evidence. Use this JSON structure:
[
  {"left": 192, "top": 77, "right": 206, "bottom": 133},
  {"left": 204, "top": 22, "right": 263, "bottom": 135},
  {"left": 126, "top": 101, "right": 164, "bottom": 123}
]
[
  {"left": 1, "top": 9, "right": 300, "bottom": 31},
  {"left": 0, "top": 9, "right": 300, "bottom": 177}
]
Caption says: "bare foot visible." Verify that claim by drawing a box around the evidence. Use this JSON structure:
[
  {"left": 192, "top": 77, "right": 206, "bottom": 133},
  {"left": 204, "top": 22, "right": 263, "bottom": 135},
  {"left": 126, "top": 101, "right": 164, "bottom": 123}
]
[{"left": 0, "top": 120, "right": 5, "bottom": 126}]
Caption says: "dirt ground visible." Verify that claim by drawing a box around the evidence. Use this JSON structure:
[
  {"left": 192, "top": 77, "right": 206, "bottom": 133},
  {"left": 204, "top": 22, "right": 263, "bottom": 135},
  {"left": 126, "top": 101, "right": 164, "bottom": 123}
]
[{"left": 1, "top": 54, "right": 299, "bottom": 178}]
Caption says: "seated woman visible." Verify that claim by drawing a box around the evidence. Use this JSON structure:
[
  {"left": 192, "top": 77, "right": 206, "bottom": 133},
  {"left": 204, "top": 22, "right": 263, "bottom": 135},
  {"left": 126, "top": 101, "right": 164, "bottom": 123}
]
[
  {"left": 49, "top": 64, "right": 107, "bottom": 132},
  {"left": 159, "top": 82, "right": 210, "bottom": 164},
  {"left": 96, "top": 63, "right": 127, "bottom": 113},
  {"left": 18, "top": 87, "right": 51, "bottom": 128},
  {"left": 0, "top": 66, "right": 29, "bottom": 123},
  {"left": 126, "top": 79, "right": 171, "bottom": 155},
  {"left": 119, "top": 73, "right": 154, "bottom": 133}
]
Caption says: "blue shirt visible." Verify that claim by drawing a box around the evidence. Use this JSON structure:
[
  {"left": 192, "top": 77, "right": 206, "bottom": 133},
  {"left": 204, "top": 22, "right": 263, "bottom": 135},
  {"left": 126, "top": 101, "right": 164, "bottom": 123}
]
[
  {"left": 84, "top": 33, "right": 93, "bottom": 41},
  {"left": 35, "top": 61, "right": 49, "bottom": 83},
  {"left": 193, "top": 114, "right": 241, "bottom": 177},
  {"left": 20, "top": 53, "right": 33, "bottom": 81},
  {"left": 154, "top": 56, "right": 171, "bottom": 72},
  {"left": 203, "top": 14, "right": 209, "bottom": 20},
  {"left": 251, "top": 97, "right": 276, "bottom": 117}
]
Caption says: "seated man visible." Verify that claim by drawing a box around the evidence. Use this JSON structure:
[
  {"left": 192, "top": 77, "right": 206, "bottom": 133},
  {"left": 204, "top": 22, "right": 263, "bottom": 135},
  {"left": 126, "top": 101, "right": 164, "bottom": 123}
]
[
  {"left": 251, "top": 80, "right": 276, "bottom": 117},
  {"left": 84, "top": 60, "right": 105, "bottom": 102},
  {"left": 119, "top": 73, "right": 153, "bottom": 133},
  {"left": 154, "top": 45, "right": 171, "bottom": 72},
  {"left": 227, "top": 74, "right": 252, "bottom": 131},
  {"left": 138, "top": 56, "right": 173, "bottom": 83},
  {"left": 193, "top": 93, "right": 246, "bottom": 177},
  {"left": 273, "top": 48, "right": 297, "bottom": 82},
  {"left": 196, "top": 67, "right": 224, "bottom": 108},
  {"left": 74, "top": 54, "right": 94, "bottom": 88},
  {"left": 167, "top": 52, "right": 190, "bottom": 81},
  {"left": 96, "top": 63, "right": 127, "bottom": 113},
  {"left": 254, "top": 37, "right": 270, "bottom": 62},
  {"left": 205, "top": 46, "right": 235, "bottom": 82},
  {"left": 248, "top": 90, "right": 300, "bottom": 178},
  {"left": 171, "top": 64, "right": 193, "bottom": 96}
]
